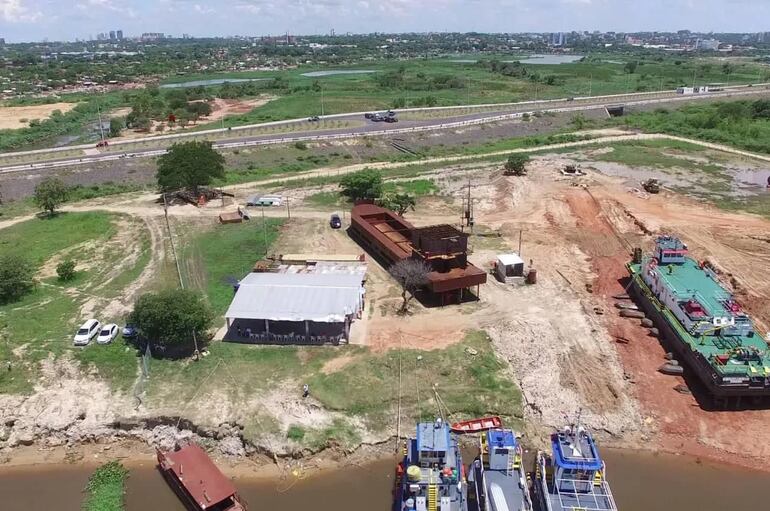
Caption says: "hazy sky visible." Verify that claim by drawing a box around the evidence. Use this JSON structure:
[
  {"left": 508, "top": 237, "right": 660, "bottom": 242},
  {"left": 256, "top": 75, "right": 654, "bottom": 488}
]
[{"left": 1, "top": 0, "right": 769, "bottom": 43}]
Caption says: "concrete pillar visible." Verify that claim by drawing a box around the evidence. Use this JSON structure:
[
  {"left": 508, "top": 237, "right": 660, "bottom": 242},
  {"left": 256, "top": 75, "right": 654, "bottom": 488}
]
[
  {"left": 305, "top": 320, "right": 310, "bottom": 342},
  {"left": 344, "top": 317, "right": 351, "bottom": 340},
  {"left": 265, "top": 319, "right": 270, "bottom": 334}
]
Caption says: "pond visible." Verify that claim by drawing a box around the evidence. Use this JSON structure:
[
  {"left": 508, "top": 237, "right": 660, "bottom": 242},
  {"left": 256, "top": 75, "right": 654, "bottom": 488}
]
[
  {"left": 300, "top": 70, "right": 378, "bottom": 77},
  {"left": 160, "top": 78, "right": 268, "bottom": 89}
]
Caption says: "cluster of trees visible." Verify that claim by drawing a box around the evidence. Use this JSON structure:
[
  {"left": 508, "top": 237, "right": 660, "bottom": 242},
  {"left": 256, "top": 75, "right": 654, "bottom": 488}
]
[
  {"left": 374, "top": 66, "right": 465, "bottom": 91},
  {"left": 338, "top": 168, "right": 417, "bottom": 216},
  {"left": 625, "top": 99, "right": 770, "bottom": 154},
  {"left": 475, "top": 59, "right": 563, "bottom": 86},
  {"left": 124, "top": 86, "right": 215, "bottom": 132}
]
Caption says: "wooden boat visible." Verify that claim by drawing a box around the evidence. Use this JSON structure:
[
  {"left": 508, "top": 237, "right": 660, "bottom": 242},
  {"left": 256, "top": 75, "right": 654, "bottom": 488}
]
[
  {"left": 157, "top": 443, "right": 247, "bottom": 511},
  {"left": 450, "top": 416, "right": 501, "bottom": 433}
]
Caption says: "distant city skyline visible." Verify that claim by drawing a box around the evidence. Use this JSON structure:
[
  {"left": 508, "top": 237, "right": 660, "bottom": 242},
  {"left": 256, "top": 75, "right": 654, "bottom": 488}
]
[{"left": 1, "top": 0, "right": 770, "bottom": 43}]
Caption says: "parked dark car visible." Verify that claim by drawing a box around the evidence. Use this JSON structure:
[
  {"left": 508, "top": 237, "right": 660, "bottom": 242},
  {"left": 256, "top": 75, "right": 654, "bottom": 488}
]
[
  {"left": 330, "top": 213, "right": 342, "bottom": 229},
  {"left": 308, "top": 116, "right": 320, "bottom": 122},
  {"left": 122, "top": 324, "right": 138, "bottom": 339},
  {"left": 364, "top": 112, "right": 375, "bottom": 119},
  {"left": 384, "top": 116, "right": 398, "bottom": 123},
  {"left": 387, "top": 110, "right": 396, "bottom": 117}
]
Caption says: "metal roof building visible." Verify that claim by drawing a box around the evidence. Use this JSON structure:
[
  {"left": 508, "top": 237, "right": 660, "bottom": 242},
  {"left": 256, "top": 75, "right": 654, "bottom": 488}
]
[{"left": 224, "top": 270, "right": 365, "bottom": 345}]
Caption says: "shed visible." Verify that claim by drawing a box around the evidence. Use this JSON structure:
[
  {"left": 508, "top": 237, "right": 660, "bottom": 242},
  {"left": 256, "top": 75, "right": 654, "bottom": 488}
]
[{"left": 496, "top": 253, "right": 525, "bottom": 280}]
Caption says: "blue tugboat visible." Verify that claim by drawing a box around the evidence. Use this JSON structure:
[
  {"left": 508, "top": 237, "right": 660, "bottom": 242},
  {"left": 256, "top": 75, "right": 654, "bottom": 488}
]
[
  {"left": 394, "top": 419, "right": 468, "bottom": 511},
  {"left": 534, "top": 422, "right": 617, "bottom": 511},
  {"left": 468, "top": 428, "right": 532, "bottom": 511}
]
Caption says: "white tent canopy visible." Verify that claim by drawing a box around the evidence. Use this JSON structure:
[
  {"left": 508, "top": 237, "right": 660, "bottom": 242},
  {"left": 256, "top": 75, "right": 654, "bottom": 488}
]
[{"left": 225, "top": 272, "right": 364, "bottom": 323}]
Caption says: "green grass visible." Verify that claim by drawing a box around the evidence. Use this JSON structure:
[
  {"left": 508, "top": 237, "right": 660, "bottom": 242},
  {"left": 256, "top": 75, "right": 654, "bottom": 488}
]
[
  {"left": 308, "top": 330, "right": 522, "bottom": 428},
  {"left": 620, "top": 100, "right": 770, "bottom": 154},
  {"left": 287, "top": 424, "right": 306, "bottom": 441},
  {"left": 144, "top": 329, "right": 520, "bottom": 446},
  {"left": 183, "top": 219, "right": 284, "bottom": 315},
  {"left": 75, "top": 341, "right": 139, "bottom": 393},
  {"left": 0, "top": 212, "right": 152, "bottom": 394},
  {"left": 82, "top": 461, "right": 128, "bottom": 511},
  {"left": 383, "top": 179, "right": 438, "bottom": 196},
  {"left": 0, "top": 212, "right": 114, "bottom": 266},
  {"left": 305, "top": 191, "right": 349, "bottom": 208},
  {"left": 593, "top": 140, "right": 724, "bottom": 173}
]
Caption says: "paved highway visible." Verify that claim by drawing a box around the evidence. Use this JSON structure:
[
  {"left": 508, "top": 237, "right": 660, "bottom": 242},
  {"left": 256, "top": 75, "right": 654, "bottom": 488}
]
[{"left": 2, "top": 85, "right": 769, "bottom": 175}]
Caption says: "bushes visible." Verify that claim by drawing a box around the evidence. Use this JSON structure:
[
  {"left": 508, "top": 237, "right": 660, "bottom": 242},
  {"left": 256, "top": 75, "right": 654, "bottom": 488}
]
[
  {"left": 56, "top": 260, "right": 76, "bottom": 281},
  {"left": 82, "top": 461, "right": 128, "bottom": 511},
  {"left": 0, "top": 255, "right": 35, "bottom": 304}
]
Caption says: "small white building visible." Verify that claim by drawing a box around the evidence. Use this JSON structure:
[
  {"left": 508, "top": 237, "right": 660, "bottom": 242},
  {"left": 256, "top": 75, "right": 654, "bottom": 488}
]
[{"left": 495, "top": 253, "right": 525, "bottom": 283}]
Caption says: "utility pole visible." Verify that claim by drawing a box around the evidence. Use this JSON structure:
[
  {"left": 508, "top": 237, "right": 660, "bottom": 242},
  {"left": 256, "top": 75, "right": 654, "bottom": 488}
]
[
  {"left": 261, "top": 205, "right": 268, "bottom": 255},
  {"left": 588, "top": 74, "right": 592, "bottom": 97},
  {"left": 97, "top": 102, "right": 106, "bottom": 143},
  {"left": 320, "top": 84, "right": 325, "bottom": 117}
]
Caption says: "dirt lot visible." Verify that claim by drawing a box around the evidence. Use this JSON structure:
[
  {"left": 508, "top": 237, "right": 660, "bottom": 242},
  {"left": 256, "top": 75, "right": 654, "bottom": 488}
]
[{"left": 0, "top": 102, "right": 78, "bottom": 130}]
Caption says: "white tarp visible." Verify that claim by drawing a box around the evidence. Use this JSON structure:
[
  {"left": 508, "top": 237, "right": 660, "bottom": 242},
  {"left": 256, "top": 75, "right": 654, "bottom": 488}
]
[{"left": 225, "top": 272, "right": 364, "bottom": 323}]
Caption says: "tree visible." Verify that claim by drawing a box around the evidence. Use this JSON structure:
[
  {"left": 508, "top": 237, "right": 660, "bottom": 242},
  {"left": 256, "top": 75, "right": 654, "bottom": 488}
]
[
  {"left": 186, "top": 101, "right": 213, "bottom": 118},
  {"left": 56, "top": 259, "right": 76, "bottom": 281},
  {"left": 390, "top": 259, "right": 431, "bottom": 314},
  {"left": 624, "top": 61, "right": 639, "bottom": 74},
  {"left": 503, "top": 154, "right": 530, "bottom": 176},
  {"left": 109, "top": 117, "right": 124, "bottom": 138},
  {"left": 380, "top": 193, "right": 416, "bottom": 216},
  {"left": 156, "top": 141, "right": 226, "bottom": 193},
  {"left": 34, "top": 177, "right": 69, "bottom": 216},
  {"left": 0, "top": 255, "right": 35, "bottom": 304},
  {"left": 129, "top": 289, "right": 213, "bottom": 352},
  {"left": 339, "top": 169, "right": 383, "bottom": 201}
]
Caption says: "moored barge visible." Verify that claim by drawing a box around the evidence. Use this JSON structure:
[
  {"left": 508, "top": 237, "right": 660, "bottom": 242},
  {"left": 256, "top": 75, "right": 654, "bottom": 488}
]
[{"left": 157, "top": 443, "right": 246, "bottom": 511}]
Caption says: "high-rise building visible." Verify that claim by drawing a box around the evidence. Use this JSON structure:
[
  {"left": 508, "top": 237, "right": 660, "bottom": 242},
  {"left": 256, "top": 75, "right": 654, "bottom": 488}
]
[
  {"left": 116, "top": 30, "right": 123, "bottom": 40},
  {"left": 550, "top": 32, "right": 566, "bottom": 46},
  {"left": 109, "top": 30, "right": 116, "bottom": 40}
]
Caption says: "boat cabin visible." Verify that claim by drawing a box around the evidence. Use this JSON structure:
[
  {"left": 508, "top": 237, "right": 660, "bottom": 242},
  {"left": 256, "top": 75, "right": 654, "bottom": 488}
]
[
  {"left": 400, "top": 420, "right": 465, "bottom": 511},
  {"left": 486, "top": 429, "right": 518, "bottom": 471},
  {"left": 551, "top": 426, "right": 604, "bottom": 495},
  {"left": 654, "top": 236, "right": 688, "bottom": 265}
]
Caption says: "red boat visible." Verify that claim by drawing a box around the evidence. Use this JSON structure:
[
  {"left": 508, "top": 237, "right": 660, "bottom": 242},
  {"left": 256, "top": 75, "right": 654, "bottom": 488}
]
[
  {"left": 450, "top": 416, "right": 502, "bottom": 434},
  {"left": 157, "top": 443, "right": 247, "bottom": 511}
]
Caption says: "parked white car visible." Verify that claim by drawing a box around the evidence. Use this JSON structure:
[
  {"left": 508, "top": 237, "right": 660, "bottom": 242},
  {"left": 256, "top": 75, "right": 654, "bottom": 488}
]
[
  {"left": 96, "top": 324, "right": 119, "bottom": 345},
  {"left": 73, "top": 319, "right": 101, "bottom": 346}
]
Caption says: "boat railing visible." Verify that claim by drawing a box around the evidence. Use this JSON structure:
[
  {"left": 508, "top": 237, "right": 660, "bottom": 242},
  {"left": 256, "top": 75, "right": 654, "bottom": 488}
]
[{"left": 555, "top": 477, "right": 618, "bottom": 511}]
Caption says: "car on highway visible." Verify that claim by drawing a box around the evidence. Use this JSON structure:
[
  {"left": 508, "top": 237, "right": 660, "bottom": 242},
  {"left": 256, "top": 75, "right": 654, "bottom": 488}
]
[
  {"left": 384, "top": 116, "right": 398, "bottom": 123},
  {"left": 97, "top": 324, "right": 119, "bottom": 344},
  {"left": 122, "top": 324, "right": 138, "bottom": 339},
  {"left": 387, "top": 110, "right": 397, "bottom": 117},
  {"left": 371, "top": 113, "right": 385, "bottom": 122},
  {"left": 74, "top": 319, "right": 101, "bottom": 346},
  {"left": 308, "top": 116, "right": 320, "bottom": 122},
  {"left": 364, "top": 112, "right": 375, "bottom": 119},
  {"left": 330, "top": 213, "right": 342, "bottom": 229}
]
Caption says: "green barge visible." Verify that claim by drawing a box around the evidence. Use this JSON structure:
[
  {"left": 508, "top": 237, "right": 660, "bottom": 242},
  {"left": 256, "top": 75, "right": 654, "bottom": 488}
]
[{"left": 627, "top": 236, "right": 770, "bottom": 399}]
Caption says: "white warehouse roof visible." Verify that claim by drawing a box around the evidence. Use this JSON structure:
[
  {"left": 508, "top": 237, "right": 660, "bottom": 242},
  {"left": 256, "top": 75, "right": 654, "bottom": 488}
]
[{"left": 225, "top": 272, "right": 365, "bottom": 323}]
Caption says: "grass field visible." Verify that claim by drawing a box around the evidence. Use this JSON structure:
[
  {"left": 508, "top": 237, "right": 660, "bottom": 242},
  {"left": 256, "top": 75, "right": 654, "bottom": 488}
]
[
  {"left": 181, "top": 219, "right": 285, "bottom": 315},
  {"left": 0, "top": 212, "right": 151, "bottom": 394}
]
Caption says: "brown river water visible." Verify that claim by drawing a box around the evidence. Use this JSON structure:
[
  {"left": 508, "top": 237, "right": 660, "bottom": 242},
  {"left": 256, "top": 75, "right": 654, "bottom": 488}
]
[{"left": 0, "top": 449, "right": 768, "bottom": 511}]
